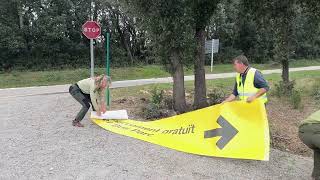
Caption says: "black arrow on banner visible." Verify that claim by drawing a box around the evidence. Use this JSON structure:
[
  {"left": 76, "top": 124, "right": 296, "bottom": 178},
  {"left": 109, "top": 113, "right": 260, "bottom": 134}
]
[{"left": 204, "top": 116, "right": 238, "bottom": 150}]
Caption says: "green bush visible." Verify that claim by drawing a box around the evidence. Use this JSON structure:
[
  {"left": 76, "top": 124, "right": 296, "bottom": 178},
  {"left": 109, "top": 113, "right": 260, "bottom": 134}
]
[
  {"left": 273, "top": 81, "right": 302, "bottom": 109},
  {"left": 273, "top": 82, "right": 283, "bottom": 98},
  {"left": 312, "top": 83, "right": 320, "bottom": 102},
  {"left": 141, "top": 87, "right": 172, "bottom": 119},
  {"left": 290, "top": 89, "right": 302, "bottom": 109},
  {"left": 151, "top": 87, "right": 164, "bottom": 105},
  {"left": 141, "top": 103, "right": 163, "bottom": 119},
  {"left": 163, "top": 95, "right": 174, "bottom": 110},
  {"left": 207, "top": 88, "right": 226, "bottom": 105},
  {"left": 273, "top": 81, "right": 295, "bottom": 97}
]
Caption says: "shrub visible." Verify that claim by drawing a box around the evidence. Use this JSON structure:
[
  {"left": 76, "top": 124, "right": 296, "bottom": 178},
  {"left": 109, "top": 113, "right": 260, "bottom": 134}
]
[
  {"left": 151, "top": 87, "right": 164, "bottom": 105},
  {"left": 207, "top": 88, "right": 226, "bottom": 105},
  {"left": 311, "top": 83, "right": 320, "bottom": 102},
  {"left": 273, "top": 81, "right": 302, "bottom": 109},
  {"left": 290, "top": 89, "right": 302, "bottom": 109}
]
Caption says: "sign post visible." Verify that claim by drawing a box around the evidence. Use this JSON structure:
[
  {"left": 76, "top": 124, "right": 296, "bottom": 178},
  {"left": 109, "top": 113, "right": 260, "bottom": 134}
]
[
  {"left": 90, "top": 39, "right": 94, "bottom": 77},
  {"left": 82, "top": 21, "right": 101, "bottom": 77},
  {"left": 205, "top": 39, "right": 219, "bottom": 72},
  {"left": 105, "top": 32, "right": 111, "bottom": 108}
]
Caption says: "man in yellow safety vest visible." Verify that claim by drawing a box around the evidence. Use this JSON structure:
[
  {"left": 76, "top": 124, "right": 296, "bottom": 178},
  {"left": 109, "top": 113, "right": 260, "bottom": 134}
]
[{"left": 223, "top": 55, "right": 269, "bottom": 104}]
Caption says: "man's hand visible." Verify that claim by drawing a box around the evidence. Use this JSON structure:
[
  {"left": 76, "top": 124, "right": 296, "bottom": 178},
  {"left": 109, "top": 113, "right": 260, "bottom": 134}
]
[
  {"left": 222, "top": 94, "right": 236, "bottom": 104},
  {"left": 100, "top": 101, "right": 107, "bottom": 113},
  {"left": 221, "top": 100, "right": 228, "bottom": 104},
  {"left": 101, "top": 105, "right": 107, "bottom": 113},
  {"left": 246, "top": 88, "right": 267, "bottom": 103},
  {"left": 246, "top": 96, "right": 256, "bottom": 103},
  {"left": 96, "top": 111, "right": 102, "bottom": 116}
]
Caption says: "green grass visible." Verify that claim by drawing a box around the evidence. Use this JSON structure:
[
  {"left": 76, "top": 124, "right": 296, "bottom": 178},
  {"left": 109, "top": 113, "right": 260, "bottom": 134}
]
[{"left": 1, "top": 59, "right": 320, "bottom": 89}]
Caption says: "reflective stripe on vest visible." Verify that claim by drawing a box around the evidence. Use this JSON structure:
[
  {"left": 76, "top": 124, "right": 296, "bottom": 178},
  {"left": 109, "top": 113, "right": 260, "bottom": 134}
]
[{"left": 236, "top": 68, "right": 268, "bottom": 103}]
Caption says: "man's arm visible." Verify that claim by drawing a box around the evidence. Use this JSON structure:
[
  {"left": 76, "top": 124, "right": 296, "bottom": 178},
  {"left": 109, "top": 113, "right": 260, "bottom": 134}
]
[
  {"left": 247, "top": 71, "right": 269, "bottom": 103},
  {"left": 222, "top": 81, "right": 238, "bottom": 103},
  {"left": 223, "top": 94, "right": 236, "bottom": 103},
  {"left": 246, "top": 88, "right": 267, "bottom": 103},
  {"left": 100, "top": 92, "right": 107, "bottom": 113},
  {"left": 90, "top": 90, "right": 101, "bottom": 115}
]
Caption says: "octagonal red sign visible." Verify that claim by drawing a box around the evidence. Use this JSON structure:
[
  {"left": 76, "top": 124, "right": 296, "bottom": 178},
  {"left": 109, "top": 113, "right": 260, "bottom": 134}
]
[{"left": 82, "top": 21, "right": 101, "bottom": 39}]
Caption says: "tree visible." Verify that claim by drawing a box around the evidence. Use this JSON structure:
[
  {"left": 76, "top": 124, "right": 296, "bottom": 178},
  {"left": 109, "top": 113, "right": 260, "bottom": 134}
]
[
  {"left": 243, "top": 0, "right": 295, "bottom": 88},
  {"left": 121, "top": 0, "right": 195, "bottom": 113},
  {"left": 206, "top": 0, "right": 243, "bottom": 63},
  {"left": 271, "top": 0, "right": 296, "bottom": 85},
  {"left": 190, "top": 0, "right": 220, "bottom": 109},
  {"left": 0, "top": 0, "right": 27, "bottom": 71}
]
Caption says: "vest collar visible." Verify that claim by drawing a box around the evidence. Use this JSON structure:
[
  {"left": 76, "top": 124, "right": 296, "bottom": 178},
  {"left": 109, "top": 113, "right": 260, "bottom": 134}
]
[{"left": 240, "top": 66, "right": 250, "bottom": 76}]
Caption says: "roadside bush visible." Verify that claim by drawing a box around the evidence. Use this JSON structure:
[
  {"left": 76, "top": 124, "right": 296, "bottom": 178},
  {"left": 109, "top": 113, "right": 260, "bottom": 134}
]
[
  {"left": 311, "top": 83, "right": 320, "bottom": 102},
  {"left": 141, "top": 87, "right": 174, "bottom": 119},
  {"left": 163, "top": 95, "right": 174, "bottom": 110},
  {"left": 141, "top": 103, "right": 163, "bottom": 119},
  {"left": 151, "top": 88, "right": 164, "bottom": 105},
  {"left": 273, "top": 81, "right": 295, "bottom": 97},
  {"left": 290, "top": 89, "right": 302, "bottom": 109},
  {"left": 207, "top": 88, "right": 226, "bottom": 105},
  {"left": 273, "top": 81, "right": 302, "bottom": 109}
]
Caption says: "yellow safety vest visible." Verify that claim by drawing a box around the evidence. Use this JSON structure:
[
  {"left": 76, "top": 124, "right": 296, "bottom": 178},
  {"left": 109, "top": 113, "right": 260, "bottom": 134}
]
[{"left": 236, "top": 68, "right": 268, "bottom": 104}]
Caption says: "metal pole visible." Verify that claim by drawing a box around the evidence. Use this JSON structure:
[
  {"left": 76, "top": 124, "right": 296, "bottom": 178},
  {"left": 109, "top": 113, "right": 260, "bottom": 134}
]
[
  {"left": 90, "top": 39, "right": 94, "bottom": 77},
  {"left": 90, "top": 0, "right": 94, "bottom": 78},
  {"left": 91, "top": 1, "right": 94, "bottom": 20},
  {"left": 211, "top": 39, "right": 214, "bottom": 72},
  {"left": 105, "top": 32, "right": 111, "bottom": 108}
]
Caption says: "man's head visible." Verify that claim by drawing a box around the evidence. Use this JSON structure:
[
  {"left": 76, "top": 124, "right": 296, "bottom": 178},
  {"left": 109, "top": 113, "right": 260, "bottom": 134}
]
[{"left": 233, "top": 55, "right": 249, "bottom": 73}]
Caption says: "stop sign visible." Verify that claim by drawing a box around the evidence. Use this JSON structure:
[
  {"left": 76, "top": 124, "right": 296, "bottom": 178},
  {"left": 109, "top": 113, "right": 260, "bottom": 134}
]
[{"left": 82, "top": 21, "right": 101, "bottom": 39}]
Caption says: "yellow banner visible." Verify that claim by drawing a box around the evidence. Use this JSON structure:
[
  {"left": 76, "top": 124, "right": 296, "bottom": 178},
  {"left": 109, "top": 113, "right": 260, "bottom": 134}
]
[{"left": 91, "top": 101, "right": 270, "bottom": 161}]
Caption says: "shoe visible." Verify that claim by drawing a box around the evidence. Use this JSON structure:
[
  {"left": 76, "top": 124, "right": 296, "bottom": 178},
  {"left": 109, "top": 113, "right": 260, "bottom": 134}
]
[{"left": 72, "top": 120, "right": 84, "bottom": 127}]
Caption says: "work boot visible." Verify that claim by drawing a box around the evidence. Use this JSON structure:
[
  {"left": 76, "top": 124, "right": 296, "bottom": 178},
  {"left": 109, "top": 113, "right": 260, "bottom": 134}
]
[{"left": 72, "top": 120, "right": 84, "bottom": 127}]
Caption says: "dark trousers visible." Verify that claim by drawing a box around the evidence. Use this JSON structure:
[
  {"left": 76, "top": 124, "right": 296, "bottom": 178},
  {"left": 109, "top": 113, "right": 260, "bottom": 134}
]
[
  {"left": 299, "top": 123, "right": 320, "bottom": 179},
  {"left": 69, "top": 84, "right": 95, "bottom": 122}
]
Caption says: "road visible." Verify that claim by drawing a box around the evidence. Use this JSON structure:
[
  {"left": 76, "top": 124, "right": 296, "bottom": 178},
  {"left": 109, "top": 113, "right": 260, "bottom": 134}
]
[{"left": 1, "top": 65, "right": 320, "bottom": 99}]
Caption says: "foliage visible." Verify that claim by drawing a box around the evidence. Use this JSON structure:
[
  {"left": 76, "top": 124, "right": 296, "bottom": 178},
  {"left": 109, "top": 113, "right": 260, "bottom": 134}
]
[
  {"left": 1, "top": 0, "right": 320, "bottom": 71},
  {"left": 311, "top": 83, "right": 320, "bottom": 102},
  {"left": 273, "top": 81, "right": 302, "bottom": 109},
  {"left": 141, "top": 87, "right": 174, "bottom": 119},
  {"left": 207, "top": 88, "right": 226, "bottom": 105}
]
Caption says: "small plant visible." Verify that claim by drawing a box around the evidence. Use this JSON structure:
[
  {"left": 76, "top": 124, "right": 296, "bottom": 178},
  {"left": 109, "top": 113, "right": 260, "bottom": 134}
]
[
  {"left": 273, "top": 81, "right": 303, "bottom": 109},
  {"left": 290, "top": 89, "right": 302, "bottom": 109},
  {"left": 141, "top": 87, "right": 172, "bottom": 119},
  {"left": 273, "top": 81, "right": 295, "bottom": 97},
  {"left": 151, "top": 87, "right": 164, "bottom": 105},
  {"left": 311, "top": 83, "right": 320, "bottom": 102},
  {"left": 163, "top": 95, "right": 174, "bottom": 110},
  {"left": 141, "top": 103, "right": 163, "bottom": 119},
  {"left": 207, "top": 88, "right": 226, "bottom": 105},
  {"left": 273, "top": 83, "right": 283, "bottom": 98}
]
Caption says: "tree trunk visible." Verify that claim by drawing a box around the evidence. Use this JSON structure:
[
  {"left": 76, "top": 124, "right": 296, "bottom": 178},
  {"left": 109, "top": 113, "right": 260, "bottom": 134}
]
[
  {"left": 281, "top": 59, "right": 289, "bottom": 84},
  {"left": 115, "top": 13, "right": 134, "bottom": 65},
  {"left": 170, "top": 50, "right": 188, "bottom": 114},
  {"left": 16, "top": 2, "right": 31, "bottom": 57},
  {"left": 123, "top": 30, "right": 134, "bottom": 65},
  {"left": 276, "top": 1, "right": 295, "bottom": 87},
  {"left": 193, "top": 28, "right": 208, "bottom": 109},
  {"left": 18, "top": 9, "right": 23, "bottom": 29}
]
